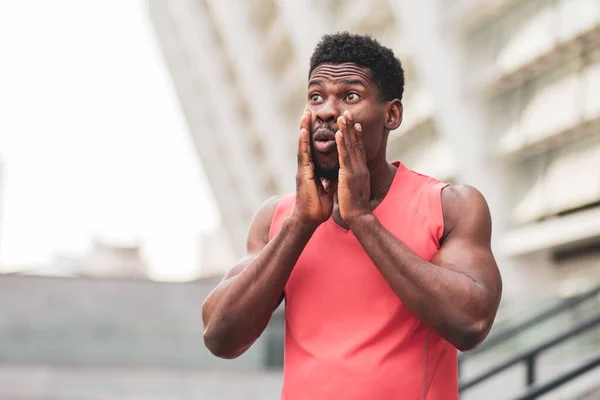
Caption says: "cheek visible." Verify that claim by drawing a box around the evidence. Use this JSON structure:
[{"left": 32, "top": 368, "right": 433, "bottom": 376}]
[
  {"left": 364, "top": 135, "right": 383, "bottom": 156},
  {"left": 358, "top": 119, "right": 385, "bottom": 155}
]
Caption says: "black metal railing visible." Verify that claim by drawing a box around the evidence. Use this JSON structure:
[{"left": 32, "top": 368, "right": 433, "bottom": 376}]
[
  {"left": 514, "top": 353, "right": 600, "bottom": 400},
  {"left": 459, "top": 310, "right": 600, "bottom": 394},
  {"left": 460, "top": 283, "right": 600, "bottom": 361}
]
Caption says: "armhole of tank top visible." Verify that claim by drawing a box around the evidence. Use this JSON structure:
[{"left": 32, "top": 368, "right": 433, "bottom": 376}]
[
  {"left": 268, "top": 194, "right": 295, "bottom": 241},
  {"left": 428, "top": 181, "right": 450, "bottom": 248}
]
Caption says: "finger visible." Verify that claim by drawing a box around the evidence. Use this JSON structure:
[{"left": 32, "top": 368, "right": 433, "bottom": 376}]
[
  {"left": 337, "top": 115, "right": 354, "bottom": 163},
  {"left": 354, "top": 123, "right": 364, "bottom": 147},
  {"left": 343, "top": 111, "right": 358, "bottom": 149},
  {"left": 335, "top": 129, "right": 351, "bottom": 169},
  {"left": 337, "top": 115, "right": 349, "bottom": 141},
  {"left": 352, "top": 122, "right": 366, "bottom": 160},
  {"left": 297, "top": 128, "right": 313, "bottom": 170},
  {"left": 306, "top": 160, "right": 315, "bottom": 180},
  {"left": 300, "top": 110, "right": 311, "bottom": 131}
]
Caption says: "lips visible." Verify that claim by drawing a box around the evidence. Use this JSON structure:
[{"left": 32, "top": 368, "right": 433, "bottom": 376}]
[
  {"left": 313, "top": 128, "right": 336, "bottom": 142},
  {"left": 312, "top": 128, "right": 337, "bottom": 154},
  {"left": 314, "top": 140, "right": 337, "bottom": 153}
]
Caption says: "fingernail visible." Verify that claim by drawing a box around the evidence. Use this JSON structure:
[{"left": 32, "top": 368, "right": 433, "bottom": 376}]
[
  {"left": 338, "top": 116, "right": 346, "bottom": 125},
  {"left": 336, "top": 130, "right": 343, "bottom": 137},
  {"left": 355, "top": 123, "right": 362, "bottom": 132},
  {"left": 345, "top": 111, "right": 353, "bottom": 121}
]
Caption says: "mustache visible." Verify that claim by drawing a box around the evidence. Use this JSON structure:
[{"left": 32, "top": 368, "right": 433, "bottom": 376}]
[{"left": 311, "top": 124, "right": 337, "bottom": 136}]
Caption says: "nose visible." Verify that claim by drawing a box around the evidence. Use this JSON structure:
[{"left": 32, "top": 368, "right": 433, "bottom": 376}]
[{"left": 315, "top": 98, "right": 340, "bottom": 125}]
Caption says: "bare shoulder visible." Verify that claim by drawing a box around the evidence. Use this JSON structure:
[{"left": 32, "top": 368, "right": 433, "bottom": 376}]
[
  {"left": 247, "top": 195, "right": 284, "bottom": 251},
  {"left": 221, "top": 196, "right": 283, "bottom": 281},
  {"left": 440, "top": 185, "right": 492, "bottom": 243}
]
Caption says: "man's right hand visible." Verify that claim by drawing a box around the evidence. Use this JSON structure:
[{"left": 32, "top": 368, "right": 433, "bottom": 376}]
[{"left": 293, "top": 111, "right": 336, "bottom": 228}]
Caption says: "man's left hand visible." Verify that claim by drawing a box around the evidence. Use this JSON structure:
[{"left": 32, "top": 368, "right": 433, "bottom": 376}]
[{"left": 335, "top": 111, "right": 372, "bottom": 224}]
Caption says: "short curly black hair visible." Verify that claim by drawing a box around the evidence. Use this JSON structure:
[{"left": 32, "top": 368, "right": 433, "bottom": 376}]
[{"left": 309, "top": 32, "right": 405, "bottom": 102}]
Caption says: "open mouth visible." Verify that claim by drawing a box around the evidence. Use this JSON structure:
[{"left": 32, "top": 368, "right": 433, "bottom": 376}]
[
  {"left": 314, "top": 139, "right": 337, "bottom": 154},
  {"left": 313, "top": 128, "right": 337, "bottom": 154}
]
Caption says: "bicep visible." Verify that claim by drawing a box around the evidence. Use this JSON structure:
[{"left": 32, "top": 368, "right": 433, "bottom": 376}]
[
  {"left": 432, "top": 236, "right": 499, "bottom": 291},
  {"left": 431, "top": 186, "right": 502, "bottom": 299}
]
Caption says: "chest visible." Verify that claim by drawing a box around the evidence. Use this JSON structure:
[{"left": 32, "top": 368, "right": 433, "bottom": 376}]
[
  {"left": 285, "top": 206, "right": 439, "bottom": 300},
  {"left": 330, "top": 196, "right": 386, "bottom": 231}
]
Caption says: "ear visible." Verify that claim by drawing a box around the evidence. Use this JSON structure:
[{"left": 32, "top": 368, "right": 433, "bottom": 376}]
[{"left": 385, "top": 100, "right": 403, "bottom": 131}]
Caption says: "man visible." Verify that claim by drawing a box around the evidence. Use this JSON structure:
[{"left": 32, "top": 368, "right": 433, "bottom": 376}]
[{"left": 202, "top": 32, "right": 502, "bottom": 400}]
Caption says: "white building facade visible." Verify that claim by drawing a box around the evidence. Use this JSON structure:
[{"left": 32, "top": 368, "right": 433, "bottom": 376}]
[{"left": 149, "top": 0, "right": 600, "bottom": 306}]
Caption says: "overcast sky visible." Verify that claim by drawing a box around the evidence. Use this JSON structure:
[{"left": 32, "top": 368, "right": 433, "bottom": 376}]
[{"left": 0, "top": 0, "right": 219, "bottom": 280}]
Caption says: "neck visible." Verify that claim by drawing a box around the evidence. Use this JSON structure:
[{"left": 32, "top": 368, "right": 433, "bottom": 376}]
[{"left": 367, "top": 156, "right": 397, "bottom": 201}]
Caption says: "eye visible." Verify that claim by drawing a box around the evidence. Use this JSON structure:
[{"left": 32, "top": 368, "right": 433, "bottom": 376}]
[
  {"left": 310, "top": 93, "right": 324, "bottom": 103},
  {"left": 344, "top": 92, "right": 360, "bottom": 102}
]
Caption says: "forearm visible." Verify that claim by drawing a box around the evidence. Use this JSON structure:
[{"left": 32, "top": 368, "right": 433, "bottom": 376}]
[
  {"left": 349, "top": 213, "right": 488, "bottom": 350},
  {"left": 202, "top": 216, "right": 315, "bottom": 358}
]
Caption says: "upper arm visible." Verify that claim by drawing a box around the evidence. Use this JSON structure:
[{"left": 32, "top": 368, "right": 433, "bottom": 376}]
[
  {"left": 221, "top": 195, "right": 282, "bottom": 281},
  {"left": 432, "top": 185, "right": 502, "bottom": 310}
]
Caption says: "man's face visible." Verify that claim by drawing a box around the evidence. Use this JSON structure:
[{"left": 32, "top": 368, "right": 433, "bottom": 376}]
[{"left": 306, "top": 63, "right": 388, "bottom": 180}]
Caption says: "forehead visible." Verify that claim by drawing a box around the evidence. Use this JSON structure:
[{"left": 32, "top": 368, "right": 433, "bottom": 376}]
[{"left": 309, "top": 63, "right": 373, "bottom": 85}]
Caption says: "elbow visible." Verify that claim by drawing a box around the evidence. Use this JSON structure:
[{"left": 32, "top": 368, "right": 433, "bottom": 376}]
[
  {"left": 202, "top": 309, "right": 248, "bottom": 359},
  {"left": 453, "top": 319, "right": 491, "bottom": 352},
  {"left": 202, "top": 303, "right": 242, "bottom": 359},
  {"left": 203, "top": 327, "right": 244, "bottom": 359}
]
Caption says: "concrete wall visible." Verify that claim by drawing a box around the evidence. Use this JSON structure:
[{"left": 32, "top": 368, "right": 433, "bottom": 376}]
[
  {"left": 0, "top": 366, "right": 283, "bottom": 400},
  {"left": 0, "top": 275, "right": 284, "bottom": 399}
]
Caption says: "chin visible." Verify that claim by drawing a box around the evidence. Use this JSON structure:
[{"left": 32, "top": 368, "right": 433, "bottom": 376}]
[{"left": 314, "top": 161, "right": 339, "bottom": 181}]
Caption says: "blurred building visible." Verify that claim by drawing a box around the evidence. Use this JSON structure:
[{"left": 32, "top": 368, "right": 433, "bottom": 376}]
[
  {"left": 149, "top": 0, "right": 600, "bottom": 305},
  {"left": 11, "top": 240, "right": 150, "bottom": 279},
  {"left": 200, "top": 228, "right": 237, "bottom": 277},
  {"left": 79, "top": 240, "right": 150, "bottom": 279}
]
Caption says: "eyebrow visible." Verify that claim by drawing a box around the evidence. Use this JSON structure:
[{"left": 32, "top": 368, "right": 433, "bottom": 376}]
[
  {"left": 308, "top": 79, "right": 324, "bottom": 87},
  {"left": 341, "top": 79, "right": 367, "bottom": 87}
]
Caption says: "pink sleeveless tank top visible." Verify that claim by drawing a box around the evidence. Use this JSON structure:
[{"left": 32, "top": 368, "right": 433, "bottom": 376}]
[{"left": 269, "top": 161, "right": 458, "bottom": 400}]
